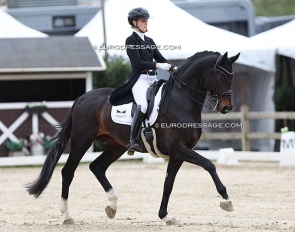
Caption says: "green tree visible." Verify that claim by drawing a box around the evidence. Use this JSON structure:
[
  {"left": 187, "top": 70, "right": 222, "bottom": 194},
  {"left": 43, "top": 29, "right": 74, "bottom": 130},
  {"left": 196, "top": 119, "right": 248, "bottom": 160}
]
[
  {"left": 93, "top": 55, "right": 131, "bottom": 89},
  {"left": 252, "top": 0, "right": 295, "bottom": 16}
]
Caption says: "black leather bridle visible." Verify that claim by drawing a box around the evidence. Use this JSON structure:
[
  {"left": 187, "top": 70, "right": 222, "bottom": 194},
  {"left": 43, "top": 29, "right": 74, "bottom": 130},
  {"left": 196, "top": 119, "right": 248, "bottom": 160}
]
[{"left": 170, "top": 55, "right": 234, "bottom": 111}]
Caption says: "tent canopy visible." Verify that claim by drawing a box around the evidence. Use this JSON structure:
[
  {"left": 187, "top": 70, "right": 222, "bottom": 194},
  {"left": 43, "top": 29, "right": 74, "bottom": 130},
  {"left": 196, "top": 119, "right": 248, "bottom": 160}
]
[
  {"left": 249, "top": 19, "right": 295, "bottom": 59},
  {"left": 237, "top": 19, "right": 295, "bottom": 73},
  {"left": 0, "top": 9, "right": 47, "bottom": 38}
]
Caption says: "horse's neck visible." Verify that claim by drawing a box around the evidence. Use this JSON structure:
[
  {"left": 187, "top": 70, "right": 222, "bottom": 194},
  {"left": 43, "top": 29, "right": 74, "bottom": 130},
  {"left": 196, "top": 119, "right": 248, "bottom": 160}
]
[{"left": 167, "top": 66, "right": 207, "bottom": 115}]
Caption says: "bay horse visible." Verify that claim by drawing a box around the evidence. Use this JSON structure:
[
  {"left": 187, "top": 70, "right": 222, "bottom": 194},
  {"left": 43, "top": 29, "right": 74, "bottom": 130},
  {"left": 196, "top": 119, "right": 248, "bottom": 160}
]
[{"left": 26, "top": 51, "right": 240, "bottom": 226}]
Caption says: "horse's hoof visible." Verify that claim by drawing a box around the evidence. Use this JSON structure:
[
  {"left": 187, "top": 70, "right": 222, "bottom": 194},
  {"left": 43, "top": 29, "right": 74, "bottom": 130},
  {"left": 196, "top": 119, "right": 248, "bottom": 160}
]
[
  {"left": 63, "top": 218, "right": 75, "bottom": 225},
  {"left": 165, "top": 217, "right": 178, "bottom": 226},
  {"left": 220, "top": 200, "right": 234, "bottom": 212},
  {"left": 105, "top": 205, "right": 116, "bottom": 219}
]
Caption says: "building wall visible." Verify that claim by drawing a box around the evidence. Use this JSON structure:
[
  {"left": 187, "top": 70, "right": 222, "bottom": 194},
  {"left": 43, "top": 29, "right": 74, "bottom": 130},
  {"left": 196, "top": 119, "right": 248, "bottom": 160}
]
[
  {"left": 0, "top": 79, "right": 85, "bottom": 103},
  {"left": 6, "top": 4, "right": 99, "bottom": 35}
]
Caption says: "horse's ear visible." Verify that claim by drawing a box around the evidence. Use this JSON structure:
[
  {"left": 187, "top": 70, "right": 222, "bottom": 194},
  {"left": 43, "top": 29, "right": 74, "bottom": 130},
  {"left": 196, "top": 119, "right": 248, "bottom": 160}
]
[
  {"left": 220, "top": 52, "right": 228, "bottom": 64},
  {"left": 230, "top": 53, "right": 240, "bottom": 63}
]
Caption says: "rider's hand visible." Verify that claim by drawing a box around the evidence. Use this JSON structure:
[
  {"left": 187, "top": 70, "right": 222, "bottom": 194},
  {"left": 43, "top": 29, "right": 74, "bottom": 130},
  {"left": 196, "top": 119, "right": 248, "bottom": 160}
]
[
  {"left": 169, "top": 65, "right": 178, "bottom": 72},
  {"left": 156, "top": 63, "right": 171, "bottom": 71}
]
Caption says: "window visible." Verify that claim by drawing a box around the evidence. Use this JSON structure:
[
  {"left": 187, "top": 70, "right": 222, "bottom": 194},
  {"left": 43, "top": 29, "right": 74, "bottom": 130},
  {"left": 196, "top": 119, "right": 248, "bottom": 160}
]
[{"left": 53, "top": 16, "right": 75, "bottom": 28}]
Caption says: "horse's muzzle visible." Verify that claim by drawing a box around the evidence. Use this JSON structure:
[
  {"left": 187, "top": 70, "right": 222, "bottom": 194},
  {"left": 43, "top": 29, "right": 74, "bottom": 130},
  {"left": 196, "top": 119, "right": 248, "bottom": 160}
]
[{"left": 219, "top": 96, "right": 233, "bottom": 114}]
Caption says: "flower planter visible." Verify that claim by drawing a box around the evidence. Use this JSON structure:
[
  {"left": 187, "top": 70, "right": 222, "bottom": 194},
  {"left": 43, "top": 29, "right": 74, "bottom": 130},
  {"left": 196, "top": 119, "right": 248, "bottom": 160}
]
[
  {"left": 25, "top": 106, "right": 47, "bottom": 114},
  {"left": 8, "top": 151, "right": 24, "bottom": 157},
  {"left": 31, "top": 143, "right": 44, "bottom": 156}
]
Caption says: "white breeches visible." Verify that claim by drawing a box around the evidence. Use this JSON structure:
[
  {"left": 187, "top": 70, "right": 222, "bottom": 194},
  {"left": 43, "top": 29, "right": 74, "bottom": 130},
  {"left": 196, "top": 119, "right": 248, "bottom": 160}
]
[{"left": 132, "top": 74, "right": 157, "bottom": 113}]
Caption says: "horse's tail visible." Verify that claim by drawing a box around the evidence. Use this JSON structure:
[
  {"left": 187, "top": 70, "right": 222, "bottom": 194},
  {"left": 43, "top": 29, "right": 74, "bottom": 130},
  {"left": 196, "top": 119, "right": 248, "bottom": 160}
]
[{"left": 26, "top": 97, "right": 80, "bottom": 198}]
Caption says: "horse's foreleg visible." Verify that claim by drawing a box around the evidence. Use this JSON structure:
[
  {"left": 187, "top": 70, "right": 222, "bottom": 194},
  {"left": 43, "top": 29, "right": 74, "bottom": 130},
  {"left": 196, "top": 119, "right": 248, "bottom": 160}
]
[
  {"left": 158, "top": 158, "right": 183, "bottom": 225},
  {"left": 175, "top": 147, "right": 233, "bottom": 212},
  {"left": 89, "top": 141, "right": 126, "bottom": 219}
]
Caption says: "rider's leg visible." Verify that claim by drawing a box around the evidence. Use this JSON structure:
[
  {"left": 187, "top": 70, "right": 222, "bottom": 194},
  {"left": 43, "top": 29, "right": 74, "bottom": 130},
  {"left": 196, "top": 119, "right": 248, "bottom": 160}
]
[
  {"left": 132, "top": 78, "right": 150, "bottom": 113},
  {"left": 127, "top": 105, "right": 145, "bottom": 152},
  {"left": 128, "top": 78, "right": 150, "bottom": 153}
]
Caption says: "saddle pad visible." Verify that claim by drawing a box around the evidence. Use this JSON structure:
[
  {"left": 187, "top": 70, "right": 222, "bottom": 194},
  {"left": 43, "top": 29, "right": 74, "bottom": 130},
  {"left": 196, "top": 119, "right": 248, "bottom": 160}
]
[{"left": 111, "top": 84, "right": 165, "bottom": 126}]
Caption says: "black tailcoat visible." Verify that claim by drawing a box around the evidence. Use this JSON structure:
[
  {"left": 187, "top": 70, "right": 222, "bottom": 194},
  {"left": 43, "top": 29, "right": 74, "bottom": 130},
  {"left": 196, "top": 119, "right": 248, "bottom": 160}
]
[{"left": 109, "top": 32, "right": 168, "bottom": 105}]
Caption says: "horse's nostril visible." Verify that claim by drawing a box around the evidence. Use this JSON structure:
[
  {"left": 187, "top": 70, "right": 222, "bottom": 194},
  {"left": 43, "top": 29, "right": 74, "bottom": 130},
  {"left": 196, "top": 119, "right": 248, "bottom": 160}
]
[{"left": 221, "top": 105, "right": 232, "bottom": 114}]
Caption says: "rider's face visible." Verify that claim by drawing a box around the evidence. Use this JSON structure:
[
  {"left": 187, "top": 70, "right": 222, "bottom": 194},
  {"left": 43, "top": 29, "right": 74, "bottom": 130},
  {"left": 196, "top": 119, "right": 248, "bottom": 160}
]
[{"left": 134, "top": 18, "right": 148, "bottom": 32}]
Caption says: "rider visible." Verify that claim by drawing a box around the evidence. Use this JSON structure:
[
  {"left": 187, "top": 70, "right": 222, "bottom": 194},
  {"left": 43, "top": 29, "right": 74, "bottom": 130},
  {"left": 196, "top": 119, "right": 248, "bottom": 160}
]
[{"left": 109, "top": 7, "right": 174, "bottom": 153}]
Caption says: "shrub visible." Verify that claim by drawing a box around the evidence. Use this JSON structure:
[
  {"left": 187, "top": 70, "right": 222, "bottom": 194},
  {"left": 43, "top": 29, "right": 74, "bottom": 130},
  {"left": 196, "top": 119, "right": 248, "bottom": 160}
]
[
  {"left": 273, "top": 86, "right": 295, "bottom": 111},
  {"left": 93, "top": 55, "right": 131, "bottom": 89}
]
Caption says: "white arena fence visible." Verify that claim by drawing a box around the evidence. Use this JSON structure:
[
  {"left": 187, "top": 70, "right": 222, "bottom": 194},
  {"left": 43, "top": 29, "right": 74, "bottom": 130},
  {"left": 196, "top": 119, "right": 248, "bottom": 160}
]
[{"left": 0, "top": 150, "right": 294, "bottom": 167}]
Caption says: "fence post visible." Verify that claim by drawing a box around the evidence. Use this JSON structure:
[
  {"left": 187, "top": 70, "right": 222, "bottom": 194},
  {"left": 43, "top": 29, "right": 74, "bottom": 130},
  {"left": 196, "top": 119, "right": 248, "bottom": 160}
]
[{"left": 241, "top": 105, "right": 250, "bottom": 151}]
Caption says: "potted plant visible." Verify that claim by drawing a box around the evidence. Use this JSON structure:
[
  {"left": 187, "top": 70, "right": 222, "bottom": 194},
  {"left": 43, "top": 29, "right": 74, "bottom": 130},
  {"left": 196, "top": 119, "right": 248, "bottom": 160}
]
[
  {"left": 4, "top": 139, "right": 28, "bottom": 157},
  {"left": 28, "top": 132, "right": 45, "bottom": 156}
]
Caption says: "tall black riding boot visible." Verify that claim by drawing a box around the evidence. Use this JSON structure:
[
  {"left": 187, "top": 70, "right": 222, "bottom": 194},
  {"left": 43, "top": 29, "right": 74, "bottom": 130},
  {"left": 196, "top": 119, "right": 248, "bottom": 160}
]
[{"left": 127, "top": 105, "right": 145, "bottom": 155}]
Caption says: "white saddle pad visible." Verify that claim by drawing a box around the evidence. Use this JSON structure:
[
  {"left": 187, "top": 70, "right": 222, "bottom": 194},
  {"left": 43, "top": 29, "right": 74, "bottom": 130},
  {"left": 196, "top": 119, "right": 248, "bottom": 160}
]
[{"left": 111, "top": 84, "right": 165, "bottom": 126}]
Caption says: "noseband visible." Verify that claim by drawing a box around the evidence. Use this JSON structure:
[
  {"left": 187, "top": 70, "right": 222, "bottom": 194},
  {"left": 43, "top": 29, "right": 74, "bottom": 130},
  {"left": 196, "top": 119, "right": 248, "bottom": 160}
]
[{"left": 171, "top": 55, "right": 234, "bottom": 110}]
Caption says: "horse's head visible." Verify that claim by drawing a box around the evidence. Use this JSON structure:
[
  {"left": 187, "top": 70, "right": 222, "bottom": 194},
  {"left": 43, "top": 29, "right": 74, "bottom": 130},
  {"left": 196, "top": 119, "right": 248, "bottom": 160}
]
[
  {"left": 204, "top": 52, "right": 240, "bottom": 114},
  {"left": 171, "top": 51, "right": 240, "bottom": 114}
]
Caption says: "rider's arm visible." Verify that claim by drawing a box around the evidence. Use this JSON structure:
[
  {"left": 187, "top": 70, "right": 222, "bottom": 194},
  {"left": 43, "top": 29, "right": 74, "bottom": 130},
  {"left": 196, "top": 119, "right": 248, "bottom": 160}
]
[{"left": 150, "top": 38, "right": 172, "bottom": 71}]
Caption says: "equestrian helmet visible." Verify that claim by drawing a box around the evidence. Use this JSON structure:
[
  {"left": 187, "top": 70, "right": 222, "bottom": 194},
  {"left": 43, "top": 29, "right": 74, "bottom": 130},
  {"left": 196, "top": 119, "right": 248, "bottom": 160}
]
[{"left": 128, "top": 7, "right": 150, "bottom": 26}]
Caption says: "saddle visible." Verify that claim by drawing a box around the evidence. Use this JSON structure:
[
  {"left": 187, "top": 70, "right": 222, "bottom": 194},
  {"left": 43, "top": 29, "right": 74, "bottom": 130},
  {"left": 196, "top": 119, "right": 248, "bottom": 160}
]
[
  {"left": 131, "top": 79, "right": 167, "bottom": 120},
  {"left": 111, "top": 80, "right": 168, "bottom": 158}
]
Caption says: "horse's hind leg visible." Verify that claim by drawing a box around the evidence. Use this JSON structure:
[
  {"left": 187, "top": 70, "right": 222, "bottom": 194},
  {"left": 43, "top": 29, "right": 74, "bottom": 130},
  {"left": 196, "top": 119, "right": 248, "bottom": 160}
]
[
  {"left": 89, "top": 140, "right": 126, "bottom": 219},
  {"left": 60, "top": 133, "right": 95, "bottom": 224}
]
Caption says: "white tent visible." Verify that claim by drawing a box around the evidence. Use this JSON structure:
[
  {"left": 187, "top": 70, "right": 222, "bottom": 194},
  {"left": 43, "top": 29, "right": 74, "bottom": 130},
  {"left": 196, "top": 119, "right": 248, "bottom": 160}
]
[
  {"left": 76, "top": 0, "right": 273, "bottom": 72},
  {"left": 237, "top": 19, "right": 295, "bottom": 73},
  {"left": 0, "top": 9, "right": 47, "bottom": 38},
  {"left": 250, "top": 19, "right": 295, "bottom": 60}
]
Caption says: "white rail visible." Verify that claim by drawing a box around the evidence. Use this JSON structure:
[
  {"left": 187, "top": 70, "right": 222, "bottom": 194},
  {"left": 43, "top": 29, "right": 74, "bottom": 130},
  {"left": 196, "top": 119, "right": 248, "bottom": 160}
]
[{"left": 0, "top": 150, "right": 294, "bottom": 167}]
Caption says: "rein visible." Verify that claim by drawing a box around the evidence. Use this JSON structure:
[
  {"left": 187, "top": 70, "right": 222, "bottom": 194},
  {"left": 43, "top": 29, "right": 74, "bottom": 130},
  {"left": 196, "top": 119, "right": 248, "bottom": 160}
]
[
  {"left": 170, "top": 55, "right": 233, "bottom": 111},
  {"left": 171, "top": 73, "right": 218, "bottom": 110}
]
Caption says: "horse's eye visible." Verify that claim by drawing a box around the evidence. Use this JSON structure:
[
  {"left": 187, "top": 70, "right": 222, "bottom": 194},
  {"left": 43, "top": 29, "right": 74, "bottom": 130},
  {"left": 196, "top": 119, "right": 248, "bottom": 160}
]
[{"left": 218, "top": 73, "right": 226, "bottom": 80}]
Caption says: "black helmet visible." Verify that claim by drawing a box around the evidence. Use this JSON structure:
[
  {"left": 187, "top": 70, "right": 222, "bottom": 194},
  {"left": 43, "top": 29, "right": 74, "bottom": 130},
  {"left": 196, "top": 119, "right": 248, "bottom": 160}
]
[{"left": 128, "top": 7, "right": 150, "bottom": 26}]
